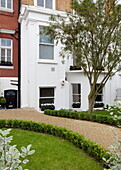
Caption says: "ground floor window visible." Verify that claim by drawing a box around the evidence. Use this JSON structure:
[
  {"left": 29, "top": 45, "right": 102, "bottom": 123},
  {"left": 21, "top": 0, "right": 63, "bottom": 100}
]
[
  {"left": 72, "top": 84, "right": 81, "bottom": 108},
  {"left": 94, "top": 84, "right": 104, "bottom": 108},
  {"left": 39, "top": 87, "right": 55, "bottom": 110}
]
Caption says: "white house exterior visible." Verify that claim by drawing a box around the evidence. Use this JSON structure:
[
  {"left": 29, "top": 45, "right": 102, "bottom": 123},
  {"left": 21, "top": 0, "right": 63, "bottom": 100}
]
[{"left": 19, "top": 3, "right": 121, "bottom": 111}]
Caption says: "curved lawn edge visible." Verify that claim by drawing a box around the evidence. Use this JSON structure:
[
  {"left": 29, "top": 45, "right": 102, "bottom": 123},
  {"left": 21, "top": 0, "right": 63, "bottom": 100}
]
[
  {"left": 0, "top": 119, "right": 110, "bottom": 165},
  {"left": 44, "top": 109, "right": 121, "bottom": 127}
]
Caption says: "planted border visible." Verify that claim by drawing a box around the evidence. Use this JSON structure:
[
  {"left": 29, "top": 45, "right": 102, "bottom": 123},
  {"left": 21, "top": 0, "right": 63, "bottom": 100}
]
[
  {"left": 44, "top": 110, "right": 121, "bottom": 126},
  {"left": 0, "top": 119, "right": 110, "bottom": 165}
]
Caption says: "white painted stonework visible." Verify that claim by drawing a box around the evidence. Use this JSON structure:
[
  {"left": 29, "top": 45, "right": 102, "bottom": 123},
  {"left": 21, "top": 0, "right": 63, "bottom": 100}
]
[
  {"left": 0, "top": 77, "right": 18, "bottom": 96},
  {"left": 19, "top": 5, "right": 121, "bottom": 111}
]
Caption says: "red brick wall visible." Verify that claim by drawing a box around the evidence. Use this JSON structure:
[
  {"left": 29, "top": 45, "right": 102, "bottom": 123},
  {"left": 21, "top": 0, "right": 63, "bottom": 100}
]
[
  {"left": 56, "top": 0, "right": 72, "bottom": 12},
  {"left": 0, "top": 0, "right": 18, "bottom": 77},
  {"left": 21, "top": 0, "right": 72, "bottom": 12}
]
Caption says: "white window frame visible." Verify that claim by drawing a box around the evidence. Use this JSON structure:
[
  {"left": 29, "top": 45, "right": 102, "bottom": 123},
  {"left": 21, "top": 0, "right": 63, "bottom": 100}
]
[
  {"left": 95, "top": 84, "right": 103, "bottom": 103},
  {"left": 0, "top": 0, "right": 13, "bottom": 12},
  {"left": 35, "top": 0, "right": 55, "bottom": 9},
  {"left": 72, "top": 84, "right": 81, "bottom": 108},
  {"left": 39, "top": 27, "right": 54, "bottom": 61},
  {"left": 39, "top": 87, "right": 55, "bottom": 107},
  {"left": 0, "top": 38, "right": 13, "bottom": 64}
]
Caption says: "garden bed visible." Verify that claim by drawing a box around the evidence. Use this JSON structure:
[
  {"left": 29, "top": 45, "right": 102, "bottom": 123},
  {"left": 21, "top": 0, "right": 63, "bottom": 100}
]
[
  {"left": 0, "top": 119, "right": 110, "bottom": 167},
  {"left": 44, "top": 109, "right": 121, "bottom": 127}
]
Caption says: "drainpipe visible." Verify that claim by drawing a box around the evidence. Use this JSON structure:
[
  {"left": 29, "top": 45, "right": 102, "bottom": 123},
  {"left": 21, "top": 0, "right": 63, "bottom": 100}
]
[{"left": 18, "top": 0, "right": 21, "bottom": 108}]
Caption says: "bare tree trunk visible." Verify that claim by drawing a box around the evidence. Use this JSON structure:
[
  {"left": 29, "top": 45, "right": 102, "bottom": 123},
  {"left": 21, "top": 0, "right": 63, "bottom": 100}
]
[{"left": 88, "top": 91, "right": 96, "bottom": 115}]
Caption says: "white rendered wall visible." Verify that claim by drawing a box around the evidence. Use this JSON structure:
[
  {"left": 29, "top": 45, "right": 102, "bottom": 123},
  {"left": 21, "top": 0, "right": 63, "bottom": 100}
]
[
  {"left": 20, "top": 5, "right": 121, "bottom": 111},
  {"left": 20, "top": 6, "right": 70, "bottom": 110},
  {"left": 0, "top": 77, "right": 18, "bottom": 96}
]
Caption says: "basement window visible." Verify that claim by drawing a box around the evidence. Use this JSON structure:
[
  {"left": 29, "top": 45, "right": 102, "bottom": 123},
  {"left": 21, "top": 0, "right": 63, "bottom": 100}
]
[{"left": 39, "top": 87, "right": 54, "bottom": 107}]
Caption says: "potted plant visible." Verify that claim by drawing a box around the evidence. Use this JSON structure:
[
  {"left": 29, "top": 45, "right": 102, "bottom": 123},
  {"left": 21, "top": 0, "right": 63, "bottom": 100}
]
[
  {"left": 40, "top": 103, "right": 55, "bottom": 111},
  {"left": 70, "top": 65, "right": 82, "bottom": 71},
  {"left": 0, "top": 97, "right": 6, "bottom": 109},
  {"left": 0, "top": 61, "right": 13, "bottom": 66},
  {"left": 94, "top": 102, "right": 104, "bottom": 108},
  {"left": 72, "top": 102, "right": 81, "bottom": 108}
]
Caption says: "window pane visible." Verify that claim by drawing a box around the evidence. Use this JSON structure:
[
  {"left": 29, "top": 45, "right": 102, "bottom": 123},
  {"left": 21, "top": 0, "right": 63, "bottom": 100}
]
[
  {"left": 73, "top": 84, "right": 81, "bottom": 94},
  {"left": 45, "top": 0, "right": 52, "bottom": 9},
  {"left": 1, "top": 0, "right": 5, "bottom": 7},
  {"left": 7, "top": 39, "right": 11, "bottom": 47},
  {"left": 73, "top": 95, "right": 81, "bottom": 103},
  {"left": 7, "top": 49, "right": 11, "bottom": 57},
  {"left": 40, "top": 88, "right": 54, "bottom": 97},
  {"left": 37, "top": 0, "right": 44, "bottom": 6},
  {"left": 1, "top": 39, "right": 7, "bottom": 46},
  {"left": 96, "top": 84, "right": 103, "bottom": 94},
  {"left": 39, "top": 45, "right": 54, "bottom": 60},
  {"left": 1, "top": 49, "right": 5, "bottom": 57},
  {"left": 7, "top": 0, "right": 11, "bottom": 9},
  {"left": 40, "top": 98, "right": 54, "bottom": 105},
  {"left": 40, "top": 28, "right": 54, "bottom": 44},
  {"left": 95, "top": 95, "right": 102, "bottom": 102}
]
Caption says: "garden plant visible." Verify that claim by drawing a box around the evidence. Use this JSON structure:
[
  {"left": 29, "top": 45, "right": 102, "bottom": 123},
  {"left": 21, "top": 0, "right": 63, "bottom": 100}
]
[{"left": 0, "top": 129, "right": 35, "bottom": 170}]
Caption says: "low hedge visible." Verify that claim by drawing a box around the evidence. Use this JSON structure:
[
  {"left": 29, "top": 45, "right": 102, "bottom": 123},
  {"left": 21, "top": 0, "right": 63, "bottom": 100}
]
[
  {"left": 44, "top": 109, "right": 121, "bottom": 126},
  {"left": 0, "top": 119, "right": 110, "bottom": 165}
]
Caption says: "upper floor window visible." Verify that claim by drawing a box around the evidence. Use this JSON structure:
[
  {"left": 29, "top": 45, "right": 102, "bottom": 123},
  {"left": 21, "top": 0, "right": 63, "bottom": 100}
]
[
  {"left": 0, "top": 38, "right": 12, "bottom": 66},
  {"left": 37, "top": 0, "right": 53, "bottom": 9},
  {"left": 0, "top": 0, "right": 12, "bottom": 10},
  {"left": 39, "top": 27, "right": 54, "bottom": 60}
]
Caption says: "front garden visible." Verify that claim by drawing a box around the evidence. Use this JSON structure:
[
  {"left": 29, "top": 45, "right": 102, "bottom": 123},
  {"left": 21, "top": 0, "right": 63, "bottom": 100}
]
[
  {"left": 44, "top": 109, "right": 121, "bottom": 127},
  {"left": 9, "top": 128, "right": 103, "bottom": 170},
  {"left": 0, "top": 119, "right": 111, "bottom": 169}
]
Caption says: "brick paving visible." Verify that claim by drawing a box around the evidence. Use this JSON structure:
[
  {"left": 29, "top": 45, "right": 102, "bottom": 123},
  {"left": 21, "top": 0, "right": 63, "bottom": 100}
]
[{"left": 0, "top": 108, "right": 120, "bottom": 149}]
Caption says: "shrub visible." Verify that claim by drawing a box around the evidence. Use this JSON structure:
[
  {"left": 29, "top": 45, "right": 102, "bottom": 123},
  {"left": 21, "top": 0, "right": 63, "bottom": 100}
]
[
  {"left": 0, "top": 128, "right": 35, "bottom": 170},
  {"left": 41, "top": 104, "right": 55, "bottom": 111},
  {"left": 103, "top": 135, "right": 121, "bottom": 170},
  {"left": 0, "top": 119, "right": 110, "bottom": 165},
  {"left": 94, "top": 103, "right": 104, "bottom": 108},
  {"left": 72, "top": 102, "right": 81, "bottom": 108},
  {"left": 0, "top": 97, "right": 6, "bottom": 108},
  {"left": 44, "top": 110, "right": 121, "bottom": 126},
  {"left": 0, "top": 97, "right": 6, "bottom": 104}
]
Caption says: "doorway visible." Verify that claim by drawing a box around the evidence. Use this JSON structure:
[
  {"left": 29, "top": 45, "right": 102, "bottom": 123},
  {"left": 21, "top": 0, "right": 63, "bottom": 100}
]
[{"left": 4, "top": 90, "right": 17, "bottom": 109}]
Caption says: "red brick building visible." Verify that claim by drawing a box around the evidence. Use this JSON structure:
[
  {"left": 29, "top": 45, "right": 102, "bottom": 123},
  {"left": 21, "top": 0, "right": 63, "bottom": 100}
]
[{"left": 0, "top": 0, "right": 19, "bottom": 108}]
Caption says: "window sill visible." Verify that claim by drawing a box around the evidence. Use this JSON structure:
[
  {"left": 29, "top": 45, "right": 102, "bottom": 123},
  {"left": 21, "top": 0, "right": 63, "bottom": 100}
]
[
  {"left": 37, "top": 60, "right": 58, "bottom": 64},
  {"left": 0, "top": 7, "right": 14, "bottom": 13},
  {"left": 0, "top": 65, "right": 14, "bottom": 69}
]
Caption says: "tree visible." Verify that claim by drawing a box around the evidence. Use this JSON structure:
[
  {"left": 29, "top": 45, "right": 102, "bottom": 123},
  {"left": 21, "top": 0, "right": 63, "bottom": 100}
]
[{"left": 46, "top": 0, "right": 121, "bottom": 114}]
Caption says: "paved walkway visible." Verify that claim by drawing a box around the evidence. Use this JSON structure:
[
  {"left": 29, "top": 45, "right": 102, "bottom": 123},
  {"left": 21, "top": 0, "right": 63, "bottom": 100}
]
[{"left": 0, "top": 108, "right": 120, "bottom": 149}]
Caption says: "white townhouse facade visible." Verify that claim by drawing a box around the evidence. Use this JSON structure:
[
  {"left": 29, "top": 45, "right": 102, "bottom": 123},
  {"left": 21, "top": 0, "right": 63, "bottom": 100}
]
[{"left": 19, "top": 1, "right": 121, "bottom": 111}]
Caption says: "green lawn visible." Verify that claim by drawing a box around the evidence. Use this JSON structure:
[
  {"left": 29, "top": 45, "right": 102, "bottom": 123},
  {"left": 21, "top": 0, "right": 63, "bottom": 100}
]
[
  {"left": 92, "top": 109, "right": 121, "bottom": 117},
  {"left": 9, "top": 129, "right": 103, "bottom": 170}
]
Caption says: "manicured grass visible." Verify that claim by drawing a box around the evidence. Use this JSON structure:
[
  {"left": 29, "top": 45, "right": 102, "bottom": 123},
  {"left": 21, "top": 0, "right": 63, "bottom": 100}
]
[
  {"left": 9, "top": 129, "right": 103, "bottom": 170},
  {"left": 91, "top": 109, "right": 120, "bottom": 117}
]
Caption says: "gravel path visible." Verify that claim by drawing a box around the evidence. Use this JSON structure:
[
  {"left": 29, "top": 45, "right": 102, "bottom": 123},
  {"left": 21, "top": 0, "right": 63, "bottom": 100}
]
[{"left": 0, "top": 108, "right": 120, "bottom": 149}]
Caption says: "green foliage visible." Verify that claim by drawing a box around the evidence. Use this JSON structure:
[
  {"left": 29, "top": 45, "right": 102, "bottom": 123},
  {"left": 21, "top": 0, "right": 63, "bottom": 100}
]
[
  {"left": 44, "top": 109, "right": 121, "bottom": 126},
  {"left": 46, "top": 0, "right": 121, "bottom": 114},
  {"left": 0, "top": 97, "right": 6, "bottom": 104},
  {"left": 94, "top": 103, "right": 104, "bottom": 108},
  {"left": 0, "top": 119, "right": 110, "bottom": 165},
  {"left": 103, "top": 135, "right": 121, "bottom": 170},
  {"left": 10, "top": 129, "right": 103, "bottom": 170},
  {"left": 40, "top": 104, "right": 55, "bottom": 111},
  {"left": 0, "top": 129, "right": 35, "bottom": 170}
]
